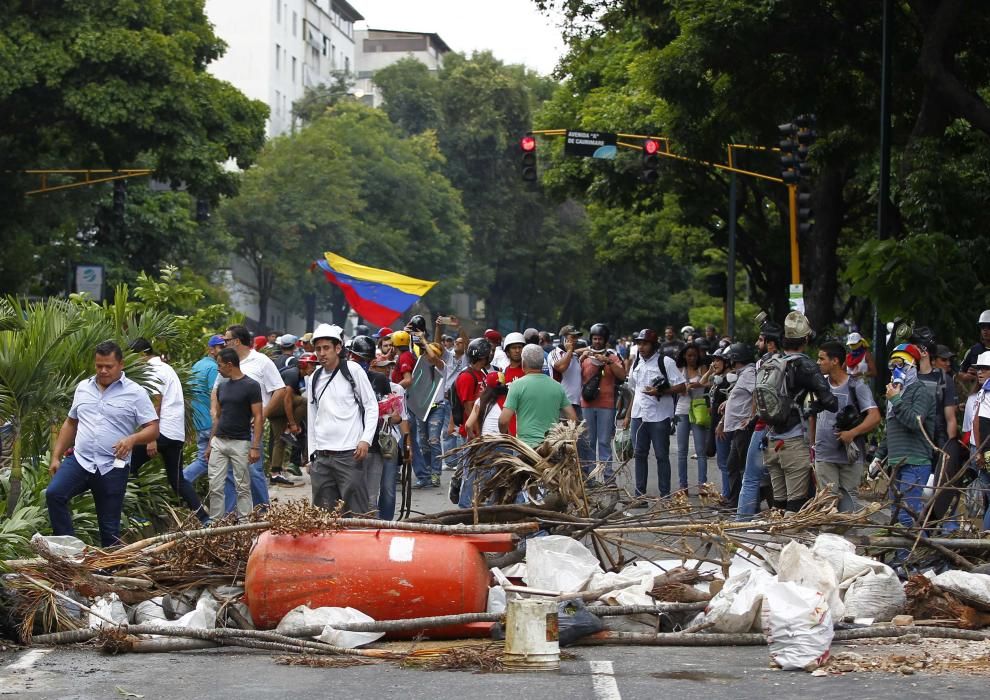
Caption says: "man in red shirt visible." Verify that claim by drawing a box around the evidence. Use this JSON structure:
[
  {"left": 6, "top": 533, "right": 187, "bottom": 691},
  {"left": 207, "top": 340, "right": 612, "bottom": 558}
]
[
  {"left": 580, "top": 323, "right": 626, "bottom": 482},
  {"left": 454, "top": 338, "right": 493, "bottom": 507}
]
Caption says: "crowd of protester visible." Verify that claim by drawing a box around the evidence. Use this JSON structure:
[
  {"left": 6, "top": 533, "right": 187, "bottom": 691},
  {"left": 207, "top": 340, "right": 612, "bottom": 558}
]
[{"left": 42, "top": 308, "right": 990, "bottom": 546}]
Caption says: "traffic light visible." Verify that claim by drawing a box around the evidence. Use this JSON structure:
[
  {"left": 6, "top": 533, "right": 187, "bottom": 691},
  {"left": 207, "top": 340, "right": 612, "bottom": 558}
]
[
  {"left": 795, "top": 114, "right": 817, "bottom": 180},
  {"left": 112, "top": 179, "right": 127, "bottom": 219},
  {"left": 642, "top": 138, "right": 661, "bottom": 183},
  {"left": 778, "top": 122, "right": 800, "bottom": 184},
  {"left": 519, "top": 134, "right": 537, "bottom": 182},
  {"left": 797, "top": 185, "right": 813, "bottom": 236},
  {"left": 196, "top": 198, "right": 211, "bottom": 223}
]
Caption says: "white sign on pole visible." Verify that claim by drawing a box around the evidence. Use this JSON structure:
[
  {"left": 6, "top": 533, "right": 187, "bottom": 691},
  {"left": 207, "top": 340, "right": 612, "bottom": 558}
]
[
  {"left": 788, "top": 283, "right": 805, "bottom": 314},
  {"left": 75, "top": 264, "right": 104, "bottom": 301}
]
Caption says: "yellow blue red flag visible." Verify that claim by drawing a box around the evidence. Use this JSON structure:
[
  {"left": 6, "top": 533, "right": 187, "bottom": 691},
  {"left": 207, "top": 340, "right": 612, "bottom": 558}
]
[{"left": 314, "top": 252, "right": 437, "bottom": 326}]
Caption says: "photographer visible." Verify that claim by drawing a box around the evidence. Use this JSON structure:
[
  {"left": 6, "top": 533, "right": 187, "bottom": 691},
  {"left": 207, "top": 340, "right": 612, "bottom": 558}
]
[
  {"left": 622, "top": 328, "right": 686, "bottom": 499},
  {"left": 810, "top": 341, "right": 881, "bottom": 512},
  {"left": 579, "top": 323, "right": 626, "bottom": 482}
]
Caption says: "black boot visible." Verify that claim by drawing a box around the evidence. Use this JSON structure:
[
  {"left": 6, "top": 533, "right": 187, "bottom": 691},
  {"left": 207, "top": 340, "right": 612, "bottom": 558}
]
[{"left": 786, "top": 498, "right": 806, "bottom": 513}]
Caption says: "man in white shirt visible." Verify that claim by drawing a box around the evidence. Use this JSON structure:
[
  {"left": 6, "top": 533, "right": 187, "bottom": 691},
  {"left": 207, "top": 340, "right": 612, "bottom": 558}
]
[
  {"left": 219, "top": 325, "right": 288, "bottom": 509},
  {"left": 622, "top": 328, "right": 686, "bottom": 499},
  {"left": 306, "top": 323, "right": 379, "bottom": 515},
  {"left": 128, "top": 338, "right": 207, "bottom": 523}
]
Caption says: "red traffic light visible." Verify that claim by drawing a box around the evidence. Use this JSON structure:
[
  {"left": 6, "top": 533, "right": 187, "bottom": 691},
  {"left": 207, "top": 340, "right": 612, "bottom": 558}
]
[
  {"left": 520, "top": 135, "right": 536, "bottom": 152},
  {"left": 643, "top": 138, "right": 660, "bottom": 155}
]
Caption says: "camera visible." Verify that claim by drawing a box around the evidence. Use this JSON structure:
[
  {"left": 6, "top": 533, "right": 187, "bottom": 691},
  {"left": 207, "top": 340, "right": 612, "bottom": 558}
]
[
  {"left": 834, "top": 404, "right": 864, "bottom": 432},
  {"left": 650, "top": 374, "right": 671, "bottom": 395}
]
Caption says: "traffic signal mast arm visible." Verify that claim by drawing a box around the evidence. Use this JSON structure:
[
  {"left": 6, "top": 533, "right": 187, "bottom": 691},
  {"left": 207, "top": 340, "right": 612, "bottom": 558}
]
[{"left": 21, "top": 169, "right": 153, "bottom": 196}]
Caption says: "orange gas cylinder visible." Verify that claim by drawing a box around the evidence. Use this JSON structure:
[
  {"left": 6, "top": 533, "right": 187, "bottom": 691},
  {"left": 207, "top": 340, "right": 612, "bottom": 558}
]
[{"left": 244, "top": 529, "right": 515, "bottom": 638}]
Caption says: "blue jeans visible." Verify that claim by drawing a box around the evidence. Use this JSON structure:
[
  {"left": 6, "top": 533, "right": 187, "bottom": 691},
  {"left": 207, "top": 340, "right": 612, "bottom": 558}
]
[
  {"left": 225, "top": 430, "right": 269, "bottom": 511},
  {"left": 420, "top": 402, "right": 449, "bottom": 480},
  {"left": 46, "top": 454, "right": 130, "bottom": 547},
  {"left": 584, "top": 406, "right": 616, "bottom": 480},
  {"left": 715, "top": 432, "right": 732, "bottom": 499},
  {"left": 409, "top": 410, "right": 429, "bottom": 483},
  {"left": 736, "top": 427, "right": 768, "bottom": 520},
  {"left": 890, "top": 463, "right": 932, "bottom": 529},
  {"left": 675, "top": 414, "right": 709, "bottom": 488},
  {"left": 378, "top": 454, "right": 398, "bottom": 520},
  {"left": 182, "top": 429, "right": 212, "bottom": 485},
  {"left": 632, "top": 417, "right": 672, "bottom": 497}
]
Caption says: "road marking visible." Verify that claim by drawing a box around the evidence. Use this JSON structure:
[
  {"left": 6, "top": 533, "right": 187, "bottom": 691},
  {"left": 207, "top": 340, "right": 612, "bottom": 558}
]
[
  {"left": 589, "top": 660, "right": 621, "bottom": 700},
  {"left": 4, "top": 648, "right": 51, "bottom": 672}
]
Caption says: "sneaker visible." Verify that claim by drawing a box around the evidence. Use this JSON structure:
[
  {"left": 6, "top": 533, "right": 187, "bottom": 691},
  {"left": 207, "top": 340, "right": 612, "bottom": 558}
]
[
  {"left": 269, "top": 474, "right": 301, "bottom": 487},
  {"left": 431, "top": 474, "right": 441, "bottom": 488},
  {"left": 412, "top": 479, "right": 432, "bottom": 489}
]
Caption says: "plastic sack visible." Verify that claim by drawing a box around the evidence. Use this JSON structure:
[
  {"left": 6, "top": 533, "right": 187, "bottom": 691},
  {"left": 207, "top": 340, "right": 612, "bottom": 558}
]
[
  {"left": 933, "top": 570, "right": 990, "bottom": 611},
  {"left": 34, "top": 534, "right": 87, "bottom": 562},
  {"left": 762, "top": 580, "right": 833, "bottom": 671},
  {"left": 777, "top": 540, "right": 844, "bottom": 622},
  {"left": 842, "top": 570, "right": 905, "bottom": 621},
  {"left": 613, "top": 427, "right": 633, "bottom": 463},
  {"left": 811, "top": 534, "right": 890, "bottom": 589},
  {"left": 276, "top": 605, "right": 384, "bottom": 648},
  {"left": 132, "top": 597, "right": 168, "bottom": 624},
  {"left": 587, "top": 569, "right": 655, "bottom": 607},
  {"left": 698, "top": 567, "right": 775, "bottom": 633},
  {"left": 524, "top": 535, "right": 602, "bottom": 593},
  {"left": 557, "top": 599, "right": 604, "bottom": 646},
  {"left": 487, "top": 586, "right": 507, "bottom": 614},
  {"left": 88, "top": 593, "right": 128, "bottom": 629}
]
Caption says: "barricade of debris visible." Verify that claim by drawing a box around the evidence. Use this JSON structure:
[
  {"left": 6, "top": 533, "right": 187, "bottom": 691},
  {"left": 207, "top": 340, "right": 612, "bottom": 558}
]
[{"left": 2, "top": 422, "right": 990, "bottom": 675}]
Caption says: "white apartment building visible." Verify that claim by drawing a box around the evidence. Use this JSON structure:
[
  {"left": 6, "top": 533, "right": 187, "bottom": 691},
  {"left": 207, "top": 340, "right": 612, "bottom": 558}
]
[
  {"left": 354, "top": 29, "right": 450, "bottom": 108},
  {"left": 203, "top": 0, "right": 363, "bottom": 332},
  {"left": 205, "top": 0, "right": 364, "bottom": 137}
]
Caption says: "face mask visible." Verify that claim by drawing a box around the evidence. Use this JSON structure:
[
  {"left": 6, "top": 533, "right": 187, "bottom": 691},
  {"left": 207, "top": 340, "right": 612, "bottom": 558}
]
[
  {"left": 726, "top": 372, "right": 738, "bottom": 383},
  {"left": 712, "top": 375, "right": 725, "bottom": 385}
]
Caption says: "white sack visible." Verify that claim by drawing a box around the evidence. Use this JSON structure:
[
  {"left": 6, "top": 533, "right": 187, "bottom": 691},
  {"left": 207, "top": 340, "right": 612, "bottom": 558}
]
[
  {"left": 88, "top": 593, "right": 128, "bottom": 629},
  {"left": 524, "top": 535, "right": 602, "bottom": 593},
  {"left": 777, "top": 540, "right": 844, "bottom": 621},
  {"left": 842, "top": 570, "right": 905, "bottom": 621},
  {"left": 697, "top": 567, "right": 775, "bottom": 633},
  {"left": 934, "top": 570, "right": 990, "bottom": 610},
  {"left": 276, "top": 605, "right": 384, "bottom": 648},
  {"left": 762, "top": 580, "right": 833, "bottom": 671}
]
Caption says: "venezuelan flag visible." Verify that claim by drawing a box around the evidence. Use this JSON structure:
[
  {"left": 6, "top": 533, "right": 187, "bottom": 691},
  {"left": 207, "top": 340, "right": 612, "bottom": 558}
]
[{"left": 314, "top": 252, "right": 438, "bottom": 327}]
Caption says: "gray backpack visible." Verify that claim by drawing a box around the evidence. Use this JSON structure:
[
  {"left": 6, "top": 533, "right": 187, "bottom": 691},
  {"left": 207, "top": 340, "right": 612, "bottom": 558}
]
[{"left": 753, "top": 354, "right": 801, "bottom": 427}]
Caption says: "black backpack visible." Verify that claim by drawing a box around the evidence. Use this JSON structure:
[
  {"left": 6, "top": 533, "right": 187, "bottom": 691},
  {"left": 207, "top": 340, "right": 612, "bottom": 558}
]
[
  {"left": 311, "top": 361, "right": 365, "bottom": 428},
  {"left": 449, "top": 367, "right": 484, "bottom": 426}
]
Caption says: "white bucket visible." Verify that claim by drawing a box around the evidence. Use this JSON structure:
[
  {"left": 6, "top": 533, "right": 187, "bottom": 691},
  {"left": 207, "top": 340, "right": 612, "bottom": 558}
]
[{"left": 502, "top": 598, "right": 560, "bottom": 672}]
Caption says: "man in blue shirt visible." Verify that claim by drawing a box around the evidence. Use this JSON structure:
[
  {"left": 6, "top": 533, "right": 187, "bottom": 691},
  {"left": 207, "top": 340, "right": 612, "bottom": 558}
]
[
  {"left": 47, "top": 341, "right": 160, "bottom": 546},
  {"left": 183, "top": 335, "right": 224, "bottom": 487}
]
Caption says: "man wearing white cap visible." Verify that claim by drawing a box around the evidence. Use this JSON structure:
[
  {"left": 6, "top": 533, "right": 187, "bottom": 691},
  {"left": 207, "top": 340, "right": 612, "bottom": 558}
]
[
  {"left": 306, "top": 323, "right": 379, "bottom": 515},
  {"left": 759, "top": 312, "right": 837, "bottom": 513}
]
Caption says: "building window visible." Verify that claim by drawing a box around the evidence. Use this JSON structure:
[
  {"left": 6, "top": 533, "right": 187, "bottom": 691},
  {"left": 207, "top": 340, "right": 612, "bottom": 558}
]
[
  {"left": 292, "top": 56, "right": 297, "bottom": 83},
  {"left": 344, "top": 56, "right": 350, "bottom": 74},
  {"left": 276, "top": 0, "right": 281, "bottom": 22},
  {"left": 275, "top": 90, "right": 281, "bottom": 115},
  {"left": 322, "top": 36, "right": 328, "bottom": 56},
  {"left": 292, "top": 11, "right": 297, "bottom": 36},
  {"left": 275, "top": 43, "right": 281, "bottom": 69}
]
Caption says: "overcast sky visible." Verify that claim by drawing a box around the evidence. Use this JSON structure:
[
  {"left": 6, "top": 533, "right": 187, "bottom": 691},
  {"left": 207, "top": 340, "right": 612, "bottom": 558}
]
[{"left": 356, "top": 0, "right": 566, "bottom": 76}]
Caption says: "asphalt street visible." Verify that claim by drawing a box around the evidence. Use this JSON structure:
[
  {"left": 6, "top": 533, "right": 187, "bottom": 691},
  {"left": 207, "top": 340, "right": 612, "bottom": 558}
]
[{"left": 0, "top": 641, "right": 981, "bottom": 699}]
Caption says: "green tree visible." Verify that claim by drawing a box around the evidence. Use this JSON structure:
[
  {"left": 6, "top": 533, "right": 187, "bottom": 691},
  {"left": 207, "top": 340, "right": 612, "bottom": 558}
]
[
  {"left": 0, "top": 0, "right": 268, "bottom": 294},
  {"left": 375, "top": 52, "right": 589, "bottom": 330},
  {"left": 534, "top": 0, "right": 990, "bottom": 341},
  {"left": 221, "top": 101, "right": 470, "bottom": 327}
]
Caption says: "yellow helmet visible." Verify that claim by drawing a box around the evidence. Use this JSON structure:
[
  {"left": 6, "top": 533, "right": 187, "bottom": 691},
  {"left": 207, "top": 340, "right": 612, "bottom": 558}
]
[{"left": 391, "top": 330, "right": 411, "bottom": 347}]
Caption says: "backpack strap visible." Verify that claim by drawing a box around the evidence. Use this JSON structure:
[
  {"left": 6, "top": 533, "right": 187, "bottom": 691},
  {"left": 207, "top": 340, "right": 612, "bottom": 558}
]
[{"left": 311, "top": 363, "right": 365, "bottom": 429}]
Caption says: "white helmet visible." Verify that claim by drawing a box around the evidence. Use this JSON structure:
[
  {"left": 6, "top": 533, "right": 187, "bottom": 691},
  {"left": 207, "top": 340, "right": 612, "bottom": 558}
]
[
  {"left": 680, "top": 325, "right": 695, "bottom": 336},
  {"left": 503, "top": 332, "right": 526, "bottom": 349},
  {"left": 979, "top": 310, "right": 990, "bottom": 325},
  {"left": 312, "top": 323, "right": 344, "bottom": 343}
]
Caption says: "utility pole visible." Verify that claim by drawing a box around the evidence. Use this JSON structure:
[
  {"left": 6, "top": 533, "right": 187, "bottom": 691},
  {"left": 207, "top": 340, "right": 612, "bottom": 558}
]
[{"left": 874, "top": 0, "right": 894, "bottom": 385}]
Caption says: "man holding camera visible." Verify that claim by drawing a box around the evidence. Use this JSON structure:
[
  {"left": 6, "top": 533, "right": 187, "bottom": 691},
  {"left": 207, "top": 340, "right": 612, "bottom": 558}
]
[
  {"left": 811, "top": 340, "right": 881, "bottom": 512},
  {"left": 623, "top": 328, "right": 686, "bottom": 498}
]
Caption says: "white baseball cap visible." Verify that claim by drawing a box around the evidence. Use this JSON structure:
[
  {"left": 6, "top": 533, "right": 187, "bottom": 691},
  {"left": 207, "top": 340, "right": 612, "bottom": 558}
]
[{"left": 846, "top": 332, "right": 863, "bottom": 346}]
